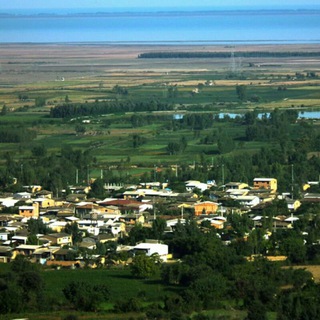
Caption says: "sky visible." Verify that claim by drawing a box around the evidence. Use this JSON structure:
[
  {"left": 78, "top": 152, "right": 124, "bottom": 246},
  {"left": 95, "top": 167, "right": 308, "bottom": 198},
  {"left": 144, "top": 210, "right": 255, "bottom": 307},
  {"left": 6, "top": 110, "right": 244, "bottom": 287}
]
[{"left": 1, "top": 0, "right": 320, "bottom": 10}]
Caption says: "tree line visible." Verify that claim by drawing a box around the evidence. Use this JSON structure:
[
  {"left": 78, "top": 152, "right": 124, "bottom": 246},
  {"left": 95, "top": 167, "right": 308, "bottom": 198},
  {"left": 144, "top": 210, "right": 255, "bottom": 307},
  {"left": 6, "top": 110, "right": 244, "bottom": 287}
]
[
  {"left": 138, "top": 51, "right": 320, "bottom": 59},
  {"left": 0, "top": 126, "right": 37, "bottom": 143},
  {"left": 50, "top": 100, "right": 173, "bottom": 118}
]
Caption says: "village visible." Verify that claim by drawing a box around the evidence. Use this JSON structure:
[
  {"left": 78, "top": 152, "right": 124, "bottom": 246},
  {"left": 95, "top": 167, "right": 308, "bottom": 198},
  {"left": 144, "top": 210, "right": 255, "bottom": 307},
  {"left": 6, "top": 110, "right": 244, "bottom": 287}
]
[{"left": 0, "top": 175, "right": 318, "bottom": 267}]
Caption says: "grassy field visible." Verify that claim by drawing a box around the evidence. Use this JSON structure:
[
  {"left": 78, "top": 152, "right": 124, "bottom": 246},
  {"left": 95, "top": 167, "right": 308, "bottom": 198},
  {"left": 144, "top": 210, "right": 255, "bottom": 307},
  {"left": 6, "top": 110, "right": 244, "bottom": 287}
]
[{"left": 43, "top": 267, "right": 170, "bottom": 306}]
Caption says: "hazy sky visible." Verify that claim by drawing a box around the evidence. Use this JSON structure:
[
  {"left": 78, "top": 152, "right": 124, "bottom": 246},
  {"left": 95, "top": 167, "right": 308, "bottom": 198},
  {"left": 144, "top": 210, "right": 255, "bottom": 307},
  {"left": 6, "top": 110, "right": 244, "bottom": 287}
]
[{"left": 1, "top": 0, "right": 319, "bottom": 10}]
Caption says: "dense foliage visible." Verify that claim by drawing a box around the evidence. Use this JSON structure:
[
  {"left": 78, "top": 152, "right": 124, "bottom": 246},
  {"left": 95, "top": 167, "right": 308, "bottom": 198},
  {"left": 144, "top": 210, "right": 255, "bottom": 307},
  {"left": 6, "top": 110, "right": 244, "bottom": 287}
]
[
  {"left": 0, "top": 126, "right": 36, "bottom": 143},
  {"left": 50, "top": 100, "right": 173, "bottom": 118}
]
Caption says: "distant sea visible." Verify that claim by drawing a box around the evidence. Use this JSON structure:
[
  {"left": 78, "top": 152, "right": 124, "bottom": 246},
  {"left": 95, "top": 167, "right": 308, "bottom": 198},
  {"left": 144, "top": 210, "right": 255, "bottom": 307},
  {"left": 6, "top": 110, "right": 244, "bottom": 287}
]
[{"left": 1, "top": 8, "right": 320, "bottom": 44}]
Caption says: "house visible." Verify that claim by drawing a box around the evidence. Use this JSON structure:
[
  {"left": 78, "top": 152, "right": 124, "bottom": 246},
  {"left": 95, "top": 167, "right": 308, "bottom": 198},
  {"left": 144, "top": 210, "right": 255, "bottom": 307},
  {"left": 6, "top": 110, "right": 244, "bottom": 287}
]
[
  {"left": 66, "top": 194, "right": 87, "bottom": 203},
  {"left": 97, "top": 233, "right": 119, "bottom": 243},
  {"left": 47, "top": 221, "right": 68, "bottom": 233},
  {"left": 200, "top": 216, "right": 226, "bottom": 229},
  {"left": 109, "top": 222, "right": 126, "bottom": 236},
  {"left": 19, "top": 202, "right": 39, "bottom": 218},
  {"left": 234, "top": 195, "right": 260, "bottom": 208},
  {"left": 40, "top": 233, "right": 73, "bottom": 247},
  {"left": 35, "top": 189, "right": 53, "bottom": 199},
  {"left": 14, "top": 192, "right": 32, "bottom": 200},
  {"left": 23, "top": 185, "right": 42, "bottom": 193},
  {"left": 225, "top": 182, "right": 249, "bottom": 190},
  {"left": 33, "top": 246, "right": 59, "bottom": 264},
  {"left": 11, "top": 235, "right": 28, "bottom": 245},
  {"left": 253, "top": 178, "right": 277, "bottom": 193},
  {"left": 302, "top": 193, "right": 320, "bottom": 203},
  {"left": 51, "top": 248, "right": 76, "bottom": 261},
  {"left": 194, "top": 201, "right": 219, "bottom": 216},
  {"left": 133, "top": 242, "right": 169, "bottom": 262},
  {"left": 0, "top": 197, "right": 20, "bottom": 208},
  {"left": 69, "top": 186, "right": 91, "bottom": 194},
  {"left": 286, "top": 198, "right": 301, "bottom": 211},
  {"left": 0, "top": 232, "right": 10, "bottom": 242},
  {"left": 100, "top": 199, "right": 152, "bottom": 214},
  {"left": 79, "top": 241, "right": 96, "bottom": 250},
  {"left": 0, "top": 246, "right": 14, "bottom": 263},
  {"left": 33, "top": 198, "right": 55, "bottom": 208},
  {"left": 16, "top": 244, "right": 42, "bottom": 256},
  {"left": 185, "top": 180, "right": 208, "bottom": 192},
  {"left": 119, "top": 214, "right": 145, "bottom": 225},
  {"left": 76, "top": 203, "right": 96, "bottom": 216}
]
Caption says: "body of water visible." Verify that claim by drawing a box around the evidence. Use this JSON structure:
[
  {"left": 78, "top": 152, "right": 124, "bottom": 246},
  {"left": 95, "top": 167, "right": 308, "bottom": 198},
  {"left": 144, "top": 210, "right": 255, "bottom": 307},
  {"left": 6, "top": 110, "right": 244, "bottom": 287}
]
[
  {"left": 218, "top": 111, "right": 320, "bottom": 119},
  {"left": 0, "top": 10, "right": 320, "bottom": 43}
]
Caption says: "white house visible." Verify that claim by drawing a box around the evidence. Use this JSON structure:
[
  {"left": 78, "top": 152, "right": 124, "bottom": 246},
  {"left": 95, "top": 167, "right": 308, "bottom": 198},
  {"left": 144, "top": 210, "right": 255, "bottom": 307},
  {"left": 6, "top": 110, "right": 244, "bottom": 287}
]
[
  {"left": 232, "top": 195, "right": 260, "bottom": 208},
  {"left": 133, "top": 243, "right": 169, "bottom": 262},
  {"left": 185, "top": 180, "right": 208, "bottom": 192}
]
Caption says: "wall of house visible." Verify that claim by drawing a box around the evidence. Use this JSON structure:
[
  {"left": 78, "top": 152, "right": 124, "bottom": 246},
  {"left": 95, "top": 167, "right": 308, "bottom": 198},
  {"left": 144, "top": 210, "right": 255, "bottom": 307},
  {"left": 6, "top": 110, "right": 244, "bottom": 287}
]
[{"left": 194, "top": 202, "right": 218, "bottom": 216}]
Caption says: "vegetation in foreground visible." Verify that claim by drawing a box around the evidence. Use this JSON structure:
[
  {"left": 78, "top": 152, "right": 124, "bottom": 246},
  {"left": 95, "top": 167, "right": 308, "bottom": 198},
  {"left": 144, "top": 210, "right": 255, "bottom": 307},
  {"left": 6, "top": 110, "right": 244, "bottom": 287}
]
[{"left": 2, "top": 217, "right": 320, "bottom": 319}]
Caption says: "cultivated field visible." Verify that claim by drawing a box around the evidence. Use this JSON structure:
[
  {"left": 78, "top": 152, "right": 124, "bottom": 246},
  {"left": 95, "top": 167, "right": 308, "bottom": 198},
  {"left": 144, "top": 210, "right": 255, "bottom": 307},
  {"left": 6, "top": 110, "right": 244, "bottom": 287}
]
[{"left": 1, "top": 43, "right": 320, "bottom": 173}]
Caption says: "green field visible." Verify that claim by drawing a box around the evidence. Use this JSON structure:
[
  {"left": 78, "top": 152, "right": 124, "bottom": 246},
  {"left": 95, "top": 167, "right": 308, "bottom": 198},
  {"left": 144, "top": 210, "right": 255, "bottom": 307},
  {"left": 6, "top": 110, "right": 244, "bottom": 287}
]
[{"left": 1, "top": 43, "right": 320, "bottom": 180}]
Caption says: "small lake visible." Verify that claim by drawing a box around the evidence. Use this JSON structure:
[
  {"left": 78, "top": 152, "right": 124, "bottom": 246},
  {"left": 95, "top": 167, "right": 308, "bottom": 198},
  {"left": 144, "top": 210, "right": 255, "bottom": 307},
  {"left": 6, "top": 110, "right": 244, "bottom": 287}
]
[
  {"left": 173, "top": 111, "right": 320, "bottom": 120},
  {"left": 218, "top": 111, "right": 320, "bottom": 119}
]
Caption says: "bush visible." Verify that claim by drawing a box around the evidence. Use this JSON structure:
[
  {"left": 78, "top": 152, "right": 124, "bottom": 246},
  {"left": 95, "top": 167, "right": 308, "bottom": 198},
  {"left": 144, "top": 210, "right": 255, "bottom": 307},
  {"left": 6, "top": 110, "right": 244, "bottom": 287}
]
[
  {"left": 113, "top": 297, "right": 143, "bottom": 313},
  {"left": 63, "top": 315, "right": 79, "bottom": 320}
]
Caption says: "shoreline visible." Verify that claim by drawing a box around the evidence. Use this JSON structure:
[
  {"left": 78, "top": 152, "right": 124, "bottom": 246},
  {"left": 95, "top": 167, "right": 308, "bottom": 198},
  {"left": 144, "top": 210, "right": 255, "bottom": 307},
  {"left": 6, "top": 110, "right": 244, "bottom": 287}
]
[{"left": 1, "top": 41, "right": 320, "bottom": 46}]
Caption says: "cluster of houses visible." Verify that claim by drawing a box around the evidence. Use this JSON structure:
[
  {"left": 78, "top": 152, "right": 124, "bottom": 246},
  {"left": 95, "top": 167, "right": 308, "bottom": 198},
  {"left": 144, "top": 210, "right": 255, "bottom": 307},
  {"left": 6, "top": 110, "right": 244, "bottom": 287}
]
[{"left": 0, "top": 176, "right": 313, "bottom": 266}]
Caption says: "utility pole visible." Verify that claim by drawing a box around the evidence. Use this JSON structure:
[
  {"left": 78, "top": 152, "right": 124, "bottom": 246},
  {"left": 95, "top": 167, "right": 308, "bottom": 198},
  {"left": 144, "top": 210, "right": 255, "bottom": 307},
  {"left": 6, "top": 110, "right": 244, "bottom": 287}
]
[
  {"left": 291, "top": 164, "right": 294, "bottom": 199},
  {"left": 75, "top": 169, "right": 78, "bottom": 184},
  {"left": 222, "top": 164, "right": 225, "bottom": 190}
]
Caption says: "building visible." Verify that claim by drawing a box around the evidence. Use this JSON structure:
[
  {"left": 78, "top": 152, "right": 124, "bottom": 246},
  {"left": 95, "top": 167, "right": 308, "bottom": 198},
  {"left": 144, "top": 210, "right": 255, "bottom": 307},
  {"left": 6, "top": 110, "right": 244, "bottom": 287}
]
[
  {"left": 253, "top": 178, "right": 277, "bottom": 193},
  {"left": 225, "top": 182, "right": 249, "bottom": 190},
  {"left": 19, "top": 202, "right": 39, "bottom": 218},
  {"left": 133, "top": 242, "right": 169, "bottom": 262},
  {"left": 194, "top": 201, "right": 219, "bottom": 216},
  {"left": 185, "top": 180, "right": 209, "bottom": 192},
  {"left": 40, "top": 233, "right": 73, "bottom": 247},
  {"left": 235, "top": 195, "right": 260, "bottom": 208}
]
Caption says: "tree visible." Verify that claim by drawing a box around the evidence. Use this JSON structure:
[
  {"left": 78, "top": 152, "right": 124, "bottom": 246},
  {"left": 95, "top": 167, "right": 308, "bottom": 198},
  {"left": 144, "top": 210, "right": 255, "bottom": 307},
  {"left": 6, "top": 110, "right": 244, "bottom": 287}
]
[
  {"left": 130, "top": 253, "right": 161, "bottom": 279},
  {"left": 63, "top": 281, "right": 109, "bottom": 311},
  {"left": 236, "top": 85, "right": 247, "bottom": 101},
  {"left": 167, "top": 141, "right": 181, "bottom": 155},
  {"left": 132, "top": 134, "right": 147, "bottom": 148},
  {"left": 35, "top": 97, "right": 46, "bottom": 107},
  {"left": 31, "top": 144, "right": 47, "bottom": 158},
  {"left": 217, "top": 133, "right": 235, "bottom": 154},
  {"left": 27, "top": 218, "right": 49, "bottom": 235},
  {"left": 89, "top": 178, "right": 105, "bottom": 198},
  {"left": 75, "top": 124, "right": 86, "bottom": 135},
  {"left": 167, "top": 86, "right": 178, "bottom": 98},
  {"left": 0, "top": 255, "right": 45, "bottom": 314},
  {"left": 189, "top": 274, "right": 227, "bottom": 308},
  {"left": 112, "top": 85, "right": 128, "bottom": 96},
  {"left": 65, "top": 223, "right": 82, "bottom": 245},
  {"left": 281, "top": 236, "right": 306, "bottom": 263},
  {"left": 0, "top": 105, "right": 7, "bottom": 116},
  {"left": 152, "top": 217, "right": 167, "bottom": 240}
]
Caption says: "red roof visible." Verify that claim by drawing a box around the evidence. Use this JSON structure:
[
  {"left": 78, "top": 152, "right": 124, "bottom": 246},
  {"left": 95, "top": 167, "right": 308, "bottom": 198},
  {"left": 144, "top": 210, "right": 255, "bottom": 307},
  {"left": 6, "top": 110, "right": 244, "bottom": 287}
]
[{"left": 100, "top": 199, "right": 142, "bottom": 207}]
